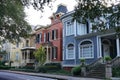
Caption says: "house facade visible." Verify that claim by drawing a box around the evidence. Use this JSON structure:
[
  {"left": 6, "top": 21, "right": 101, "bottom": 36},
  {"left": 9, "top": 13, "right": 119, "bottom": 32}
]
[
  {"left": 61, "top": 11, "right": 120, "bottom": 69},
  {"left": 35, "top": 4, "right": 68, "bottom": 63},
  {"left": 21, "top": 33, "right": 36, "bottom": 66},
  {"left": 2, "top": 40, "right": 24, "bottom": 67}
]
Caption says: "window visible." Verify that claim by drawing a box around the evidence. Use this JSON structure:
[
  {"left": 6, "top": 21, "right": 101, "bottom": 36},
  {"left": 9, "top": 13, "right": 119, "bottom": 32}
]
[
  {"left": 36, "top": 34, "right": 39, "bottom": 43},
  {"left": 52, "top": 47, "right": 57, "bottom": 59},
  {"left": 16, "top": 52, "right": 19, "bottom": 61},
  {"left": 39, "top": 33, "right": 42, "bottom": 43},
  {"left": 44, "top": 33, "right": 46, "bottom": 42},
  {"left": 77, "top": 23, "right": 87, "bottom": 35},
  {"left": 66, "top": 21, "right": 74, "bottom": 36},
  {"left": 66, "top": 44, "right": 75, "bottom": 59},
  {"left": 16, "top": 42, "right": 19, "bottom": 48},
  {"left": 80, "top": 41, "right": 94, "bottom": 59},
  {"left": 47, "top": 32, "right": 50, "bottom": 42},
  {"left": 36, "top": 33, "right": 42, "bottom": 43},
  {"left": 52, "top": 29, "right": 58, "bottom": 40},
  {"left": 26, "top": 40, "right": 29, "bottom": 47}
]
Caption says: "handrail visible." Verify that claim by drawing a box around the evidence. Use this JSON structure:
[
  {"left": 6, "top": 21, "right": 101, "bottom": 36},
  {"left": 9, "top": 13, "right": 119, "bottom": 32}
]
[
  {"left": 87, "top": 58, "right": 103, "bottom": 70},
  {"left": 110, "top": 57, "right": 120, "bottom": 67}
]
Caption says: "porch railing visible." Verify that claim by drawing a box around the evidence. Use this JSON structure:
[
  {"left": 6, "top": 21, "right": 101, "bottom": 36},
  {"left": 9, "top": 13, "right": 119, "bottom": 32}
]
[
  {"left": 87, "top": 58, "right": 103, "bottom": 70},
  {"left": 110, "top": 57, "right": 120, "bottom": 67},
  {"left": 22, "top": 59, "right": 35, "bottom": 63}
]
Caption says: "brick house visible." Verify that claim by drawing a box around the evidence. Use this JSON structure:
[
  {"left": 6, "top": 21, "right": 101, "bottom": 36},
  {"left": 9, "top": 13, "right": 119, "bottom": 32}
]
[{"left": 35, "top": 4, "right": 67, "bottom": 63}]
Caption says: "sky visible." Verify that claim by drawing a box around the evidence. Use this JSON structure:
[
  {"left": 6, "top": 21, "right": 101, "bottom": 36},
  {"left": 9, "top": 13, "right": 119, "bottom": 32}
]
[{"left": 24, "top": 0, "right": 77, "bottom": 26}]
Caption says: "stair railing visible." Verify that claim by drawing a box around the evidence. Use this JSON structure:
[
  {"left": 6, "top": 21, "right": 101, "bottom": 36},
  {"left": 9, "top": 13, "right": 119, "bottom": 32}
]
[
  {"left": 87, "top": 58, "right": 103, "bottom": 71},
  {"left": 110, "top": 57, "right": 120, "bottom": 67}
]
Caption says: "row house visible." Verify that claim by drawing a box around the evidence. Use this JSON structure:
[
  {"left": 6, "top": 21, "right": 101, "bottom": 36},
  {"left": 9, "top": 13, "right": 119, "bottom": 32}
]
[
  {"left": 2, "top": 40, "right": 24, "bottom": 67},
  {"left": 35, "top": 4, "right": 67, "bottom": 63},
  {"left": 61, "top": 11, "right": 120, "bottom": 69},
  {"left": 21, "top": 33, "right": 36, "bottom": 66}
]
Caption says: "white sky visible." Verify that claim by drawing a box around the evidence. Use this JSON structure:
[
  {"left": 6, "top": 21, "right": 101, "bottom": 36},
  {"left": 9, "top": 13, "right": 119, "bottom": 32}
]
[{"left": 24, "top": 0, "right": 77, "bottom": 26}]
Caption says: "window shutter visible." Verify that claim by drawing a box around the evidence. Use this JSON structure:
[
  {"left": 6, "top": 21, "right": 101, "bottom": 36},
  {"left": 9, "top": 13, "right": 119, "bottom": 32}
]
[
  {"left": 56, "top": 29, "right": 58, "bottom": 39},
  {"left": 52, "top": 30, "right": 54, "bottom": 40},
  {"left": 55, "top": 47, "right": 58, "bottom": 59}
]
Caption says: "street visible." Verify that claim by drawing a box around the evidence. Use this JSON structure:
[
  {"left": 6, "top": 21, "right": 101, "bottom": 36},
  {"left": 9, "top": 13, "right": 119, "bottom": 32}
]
[{"left": 0, "top": 71, "right": 56, "bottom": 80}]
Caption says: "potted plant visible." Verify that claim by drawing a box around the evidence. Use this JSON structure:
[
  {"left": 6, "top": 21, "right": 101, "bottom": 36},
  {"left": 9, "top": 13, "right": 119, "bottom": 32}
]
[
  {"left": 104, "top": 56, "right": 112, "bottom": 64},
  {"left": 80, "top": 58, "right": 85, "bottom": 66}
]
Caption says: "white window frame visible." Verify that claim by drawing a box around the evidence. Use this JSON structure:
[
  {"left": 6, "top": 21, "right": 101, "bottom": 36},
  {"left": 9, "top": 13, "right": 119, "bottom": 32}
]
[
  {"left": 39, "top": 33, "right": 42, "bottom": 43},
  {"left": 66, "top": 43, "right": 75, "bottom": 59},
  {"left": 79, "top": 40, "right": 94, "bottom": 59},
  {"left": 66, "top": 20, "right": 74, "bottom": 36},
  {"left": 44, "top": 33, "right": 46, "bottom": 42},
  {"left": 77, "top": 23, "right": 87, "bottom": 35}
]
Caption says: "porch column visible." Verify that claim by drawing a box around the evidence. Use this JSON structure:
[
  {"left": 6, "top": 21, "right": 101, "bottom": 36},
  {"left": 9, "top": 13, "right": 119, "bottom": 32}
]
[
  {"left": 116, "top": 37, "right": 120, "bottom": 57},
  {"left": 27, "top": 50, "right": 29, "bottom": 62},
  {"left": 98, "top": 37, "right": 102, "bottom": 58}
]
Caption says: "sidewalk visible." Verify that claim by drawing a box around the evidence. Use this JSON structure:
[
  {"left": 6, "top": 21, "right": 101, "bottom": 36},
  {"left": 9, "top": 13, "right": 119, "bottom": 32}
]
[{"left": 0, "top": 70, "right": 102, "bottom": 80}]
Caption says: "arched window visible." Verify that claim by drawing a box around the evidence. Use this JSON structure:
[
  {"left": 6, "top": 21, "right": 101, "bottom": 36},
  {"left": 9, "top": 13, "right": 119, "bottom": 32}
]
[
  {"left": 80, "top": 40, "right": 94, "bottom": 58},
  {"left": 66, "top": 44, "right": 75, "bottom": 59}
]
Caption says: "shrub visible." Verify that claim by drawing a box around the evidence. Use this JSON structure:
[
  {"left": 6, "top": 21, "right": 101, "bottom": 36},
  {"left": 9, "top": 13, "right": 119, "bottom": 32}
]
[
  {"left": 22, "top": 65, "right": 34, "bottom": 69},
  {"left": 0, "top": 65, "right": 11, "bottom": 70},
  {"left": 104, "top": 56, "right": 112, "bottom": 61},
  {"left": 44, "top": 63, "right": 62, "bottom": 71},
  {"left": 112, "top": 67, "right": 120, "bottom": 77},
  {"left": 37, "top": 66, "right": 47, "bottom": 73},
  {"left": 71, "top": 66, "right": 81, "bottom": 76}
]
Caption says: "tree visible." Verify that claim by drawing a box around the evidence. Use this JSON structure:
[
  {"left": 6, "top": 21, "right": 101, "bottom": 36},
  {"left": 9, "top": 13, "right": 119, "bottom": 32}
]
[
  {"left": 73, "top": 0, "right": 120, "bottom": 32},
  {"left": 21, "top": 0, "right": 52, "bottom": 12},
  {"left": 0, "top": 0, "right": 31, "bottom": 42},
  {"left": 22, "top": 0, "right": 120, "bottom": 32},
  {"left": 34, "top": 45, "right": 46, "bottom": 66}
]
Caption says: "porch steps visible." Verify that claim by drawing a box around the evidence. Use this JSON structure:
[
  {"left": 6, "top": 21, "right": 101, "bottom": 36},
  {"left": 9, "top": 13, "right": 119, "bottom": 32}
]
[{"left": 86, "top": 63, "right": 105, "bottom": 78}]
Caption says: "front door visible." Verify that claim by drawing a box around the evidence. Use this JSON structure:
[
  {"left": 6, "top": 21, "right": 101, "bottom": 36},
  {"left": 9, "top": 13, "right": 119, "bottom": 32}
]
[{"left": 103, "top": 44, "right": 110, "bottom": 57}]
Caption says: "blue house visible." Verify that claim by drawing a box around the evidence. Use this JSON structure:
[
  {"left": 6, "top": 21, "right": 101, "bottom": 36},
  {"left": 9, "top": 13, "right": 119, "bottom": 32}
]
[{"left": 61, "top": 11, "right": 120, "bottom": 69}]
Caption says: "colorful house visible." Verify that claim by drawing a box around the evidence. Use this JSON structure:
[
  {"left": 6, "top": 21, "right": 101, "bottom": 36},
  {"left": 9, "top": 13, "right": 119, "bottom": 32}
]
[
  {"left": 21, "top": 33, "right": 36, "bottom": 66},
  {"left": 35, "top": 4, "right": 68, "bottom": 63},
  {"left": 2, "top": 40, "right": 23, "bottom": 67},
  {"left": 61, "top": 11, "right": 120, "bottom": 69}
]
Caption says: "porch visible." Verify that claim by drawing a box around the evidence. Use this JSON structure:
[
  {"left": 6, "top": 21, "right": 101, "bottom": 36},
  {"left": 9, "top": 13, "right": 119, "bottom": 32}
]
[
  {"left": 97, "top": 33, "right": 120, "bottom": 59},
  {"left": 21, "top": 47, "right": 36, "bottom": 66}
]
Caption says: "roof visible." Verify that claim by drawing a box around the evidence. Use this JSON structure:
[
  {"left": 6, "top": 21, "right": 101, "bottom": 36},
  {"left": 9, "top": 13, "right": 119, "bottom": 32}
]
[{"left": 55, "top": 4, "right": 68, "bottom": 14}]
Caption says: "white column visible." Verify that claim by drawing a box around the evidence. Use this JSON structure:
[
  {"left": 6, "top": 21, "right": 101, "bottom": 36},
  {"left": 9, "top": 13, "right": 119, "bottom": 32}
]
[
  {"left": 99, "top": 37, "right": 102, "bottom": 58},
  {"left": 116, "top": 37, "right": 120, "bottom": 57},
  {"left": 27, "top": 50, "right": 29, "bottom": 62},
  {"left": 74, "top": 20, "right": 77, "bottom": 36}
]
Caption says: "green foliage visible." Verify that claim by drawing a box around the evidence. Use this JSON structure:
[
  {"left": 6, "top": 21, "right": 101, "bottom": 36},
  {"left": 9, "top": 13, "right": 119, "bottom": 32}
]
[
  {"left": 37, "top": 66, "right": 47, "bottom": 73},
  {"left": 20, "top": 65, "right": 34, "bottom": 70},
  {"left": 112, "top": 67, "right": 120, "bottom": 77},
  {"left": 71, "top": 66, "right": 81, "bottom": 76},
  {"left": 48, "top": 69, "right": 71, "bottom": 76},
  {"left": 0, "top": 0, "right": 31, "bottom": 42},
  {"left": 80, "top": 58, "right": 85, "bottom": 63},
  {"left": 34, "top": 46, "right": 46, "bottom": 66},
  {"left": 44, "top": 63, "right": 62, "bottom": 70},
  {"left": 21, "top": 0, "right": 52, "bottom": 12},
  {"left": 37, "top": 63, "right": 62, "bottom": 73},
  {"left": 104, "top": 56, "right": 112, "bottom": 61},
  {"left": 0, "top": 65, "right": 11, "bottom": 70},
  {"left": 73, "top": 0, "right": 120, "bottom": 32}
]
